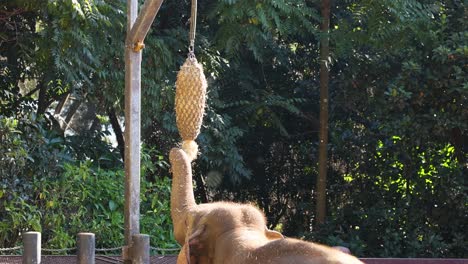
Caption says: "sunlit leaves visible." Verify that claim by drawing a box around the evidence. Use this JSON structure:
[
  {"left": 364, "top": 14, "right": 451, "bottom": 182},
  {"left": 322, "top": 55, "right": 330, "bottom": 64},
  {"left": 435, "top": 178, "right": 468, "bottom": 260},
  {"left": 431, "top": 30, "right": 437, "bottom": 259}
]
[{"left": 210, "top": 0, "right": 319, "bottom": 60}]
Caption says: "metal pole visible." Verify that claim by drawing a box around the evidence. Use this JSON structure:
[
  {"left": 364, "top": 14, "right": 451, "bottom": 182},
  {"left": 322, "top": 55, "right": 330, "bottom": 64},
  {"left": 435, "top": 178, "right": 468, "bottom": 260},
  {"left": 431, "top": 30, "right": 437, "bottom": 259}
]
[
  {"left": 23, "top": 232, "right": 41, "bottom": 264},
  {"left": 77, "top": 233, "right": 95, "bottom": 264},
  {"left": 131, "top": 234, "right": 150, "bottom": 264},
  {"left": 124, "top": 0, "right": 142, "bottom": 262}
]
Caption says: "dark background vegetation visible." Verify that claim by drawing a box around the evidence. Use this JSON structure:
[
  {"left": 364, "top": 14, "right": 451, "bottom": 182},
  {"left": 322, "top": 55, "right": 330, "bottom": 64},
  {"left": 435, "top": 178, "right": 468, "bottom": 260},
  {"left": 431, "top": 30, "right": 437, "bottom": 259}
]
[{"left": 1, "top": 0, "right": 466, "bottom": 258}]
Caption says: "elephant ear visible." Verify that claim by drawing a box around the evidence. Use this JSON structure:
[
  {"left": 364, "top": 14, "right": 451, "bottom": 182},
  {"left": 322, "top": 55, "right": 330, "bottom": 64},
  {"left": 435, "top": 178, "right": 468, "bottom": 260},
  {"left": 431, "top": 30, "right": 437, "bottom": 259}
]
[
  {"left": 265, "top": 226, "right": 284, "bottom": 240},
  {"left": 176, "top": 244, "right": 198, "bottom": 264},
  {"left": 176, "top": 224, "right": 208, "bottom": 264},
  {"left": 188, "top": 223, "right": 207, "bottom": 254}
]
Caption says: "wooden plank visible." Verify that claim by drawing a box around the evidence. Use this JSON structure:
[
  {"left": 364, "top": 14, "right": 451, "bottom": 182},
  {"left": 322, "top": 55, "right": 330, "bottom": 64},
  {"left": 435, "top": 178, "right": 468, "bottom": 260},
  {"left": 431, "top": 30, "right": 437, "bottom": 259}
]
[{"left": 127, "top": 0, "right": 164, "bottom": 48}]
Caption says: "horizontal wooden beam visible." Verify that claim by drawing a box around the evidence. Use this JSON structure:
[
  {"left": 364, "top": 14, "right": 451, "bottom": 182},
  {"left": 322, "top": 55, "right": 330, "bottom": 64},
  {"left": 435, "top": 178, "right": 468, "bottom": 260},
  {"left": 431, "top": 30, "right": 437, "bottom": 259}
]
[{"left": 126, "top": 0, "right": 164, "bottom": 49}]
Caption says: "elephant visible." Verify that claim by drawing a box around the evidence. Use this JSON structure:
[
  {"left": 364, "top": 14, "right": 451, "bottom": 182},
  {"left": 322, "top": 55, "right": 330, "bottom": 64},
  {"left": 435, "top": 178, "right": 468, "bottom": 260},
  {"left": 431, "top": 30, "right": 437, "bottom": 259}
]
[{"left": 170, "top": 148, "right": 363, "bottom": 264}]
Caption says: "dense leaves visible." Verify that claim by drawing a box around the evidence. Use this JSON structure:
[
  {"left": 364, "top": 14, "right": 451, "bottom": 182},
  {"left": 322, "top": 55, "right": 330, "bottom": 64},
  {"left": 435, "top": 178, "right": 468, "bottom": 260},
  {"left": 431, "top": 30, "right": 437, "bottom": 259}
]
[{"left": 1, "top": 0, "right": 466, "bottom": 258}]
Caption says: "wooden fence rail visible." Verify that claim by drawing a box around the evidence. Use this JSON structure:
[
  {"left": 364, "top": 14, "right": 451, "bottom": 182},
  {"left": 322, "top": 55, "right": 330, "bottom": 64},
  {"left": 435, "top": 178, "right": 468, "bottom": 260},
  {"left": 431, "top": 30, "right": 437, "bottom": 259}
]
[{"left": 2, "top": 256, "right": 467, "bottom": 264}]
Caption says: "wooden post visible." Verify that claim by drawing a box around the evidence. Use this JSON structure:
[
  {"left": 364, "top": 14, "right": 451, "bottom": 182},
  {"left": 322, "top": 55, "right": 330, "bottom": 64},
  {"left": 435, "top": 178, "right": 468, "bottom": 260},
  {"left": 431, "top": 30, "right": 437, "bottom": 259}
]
[
  {"left": 131, "top": 234, "right": 150, "bottom": 264},
  {"left": 316, "top": 0, "right": 331, "bottom": 225},
  {"left": 124, "top": 0, "right": 141, "bottom": 260},
  {"left": 127, "top": 0, "right": 164, "bottom": 46},
  {"left": 22, "top": 232, "right": 41, "bottom": 264},
  {"left": 77, "top": 233, "right": 95, "bottom": 264},
  {"left": 123, "top": 0, "right": 164, "bottom": 263}
]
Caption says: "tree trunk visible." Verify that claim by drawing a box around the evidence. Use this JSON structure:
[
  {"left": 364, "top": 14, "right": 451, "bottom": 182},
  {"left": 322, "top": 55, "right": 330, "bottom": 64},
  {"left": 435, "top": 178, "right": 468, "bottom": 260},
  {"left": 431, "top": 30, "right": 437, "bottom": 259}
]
[
  {"left": 54, "top": 92, "right": 70, "bottom": 115},
  {"left": 194, "top": 171, "right": 209, "bottom": 204},
  {"left": 36, "top": 79, "right": 48, "bottom": 115},
  {"left": 315, "top": 0, "right": 330, "bottom": 226},
  {"left": 108, "top": 107, "right": 126, "bottom": 161},
  {"left": 64, "top": 97, "right": 82, "bottom": 124}
]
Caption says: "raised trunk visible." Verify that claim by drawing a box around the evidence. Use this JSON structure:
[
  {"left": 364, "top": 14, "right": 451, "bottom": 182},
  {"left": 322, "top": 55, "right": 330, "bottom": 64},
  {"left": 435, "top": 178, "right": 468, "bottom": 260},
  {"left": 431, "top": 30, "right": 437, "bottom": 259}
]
[{"left": 169, "top": 148, "right": 197, "bottom": 244}]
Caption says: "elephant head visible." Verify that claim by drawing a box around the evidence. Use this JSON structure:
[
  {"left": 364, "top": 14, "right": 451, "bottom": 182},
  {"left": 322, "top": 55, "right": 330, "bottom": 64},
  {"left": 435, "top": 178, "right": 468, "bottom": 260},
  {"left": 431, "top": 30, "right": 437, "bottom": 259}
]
[
  {"left": 169, "top": 148, "right": 283, "bottom": 263},
  {"left": 177, "top": 202, "right": 285, "bottom": 264}
]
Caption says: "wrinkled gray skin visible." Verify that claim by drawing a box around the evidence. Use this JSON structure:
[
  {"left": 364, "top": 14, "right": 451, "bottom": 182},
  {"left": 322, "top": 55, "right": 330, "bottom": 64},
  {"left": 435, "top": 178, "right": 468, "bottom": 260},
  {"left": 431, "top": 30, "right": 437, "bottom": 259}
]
[{"left": 170, "top": 148, "right": 363, "bottom": 264}]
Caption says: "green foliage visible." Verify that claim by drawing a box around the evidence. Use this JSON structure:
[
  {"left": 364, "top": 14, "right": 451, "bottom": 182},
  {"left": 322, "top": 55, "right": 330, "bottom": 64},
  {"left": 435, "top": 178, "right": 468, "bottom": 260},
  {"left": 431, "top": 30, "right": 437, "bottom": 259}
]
[
  {"left": 0, "top": 113, "right": 175, "bottom": 251},
  {"left": 38, "top": 162, "right": 125, "bottom": 249},
  {"left": 209, "top": 0, "right": 319, "bottom": 60},
  {"left": 1, "top": 0, "right": 466, "bottom": 258},
  {"left": 40, "top": 0, "right": 125, "bottom": 94},
  {"left": 1, "top": 149, "right": 175, "bottom": 252},
  {"left": 307, "top": 141, "right": 466, "bottom": 257},
  {"left": 140, "top": 0, "right": 467, "bottom": 257},
  {"left": 141, "top": 177, "right": 177, "bottom": 249},
  {"left": 0, "top": 113, "right": 70, "bottom": 247},
  {"left": 307, "top": 0, "right": 468, "bottom": 257}
]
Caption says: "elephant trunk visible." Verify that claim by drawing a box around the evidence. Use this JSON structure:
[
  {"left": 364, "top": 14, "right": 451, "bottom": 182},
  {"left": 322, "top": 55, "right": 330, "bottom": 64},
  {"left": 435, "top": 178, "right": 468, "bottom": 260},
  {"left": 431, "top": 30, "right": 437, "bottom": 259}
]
[{"left": 170, "top": 148, "right": 197, "bottom": 244}]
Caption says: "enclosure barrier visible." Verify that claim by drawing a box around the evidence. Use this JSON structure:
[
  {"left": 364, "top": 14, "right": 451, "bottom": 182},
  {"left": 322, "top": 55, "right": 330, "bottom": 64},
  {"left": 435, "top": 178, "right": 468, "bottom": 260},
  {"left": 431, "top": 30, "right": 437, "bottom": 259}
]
[
  {"left": 2, "top": 233, "right": 466, "bottom": 263},
  {"left": 16, "top": 232, "right": 154, "bottom": 264},
  {"left": 77, "top": 233, "right": 95, "bottom": 264},
  {"left": 23, "top": 231, "right": 40, "bottom": 264},
  {"left": 131, "top": 234, "right": 150, "bottom": 264}
]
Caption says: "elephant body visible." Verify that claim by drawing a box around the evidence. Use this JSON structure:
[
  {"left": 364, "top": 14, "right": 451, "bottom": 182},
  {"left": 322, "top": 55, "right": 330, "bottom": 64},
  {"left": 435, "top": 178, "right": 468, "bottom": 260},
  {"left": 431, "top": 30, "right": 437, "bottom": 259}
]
[
  {"left": 243, "top": 238, "right": 363, "bottom": 264},
  {"left": 197, "top": 224, "right": 361, "bottom": 264},
  {"left": 169, "top": 148, "right": 363, "bottom": 264}
]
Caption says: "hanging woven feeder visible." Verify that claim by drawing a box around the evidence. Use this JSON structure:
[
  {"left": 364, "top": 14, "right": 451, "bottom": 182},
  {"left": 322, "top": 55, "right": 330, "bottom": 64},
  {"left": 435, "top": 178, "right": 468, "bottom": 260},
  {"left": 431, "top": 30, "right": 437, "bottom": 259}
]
[
  {"left": 175, "top": 58, "right": 207, "bottom": 161},
  {"left": 174, "top": 0, "right": 207, "bottom": 161}
]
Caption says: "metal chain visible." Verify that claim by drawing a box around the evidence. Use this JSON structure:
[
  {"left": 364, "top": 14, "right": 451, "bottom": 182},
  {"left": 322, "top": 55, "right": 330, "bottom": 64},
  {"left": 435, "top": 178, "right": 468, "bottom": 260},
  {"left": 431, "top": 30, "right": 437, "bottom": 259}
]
[{"left": 188, "top": 0, "right": 197, "bottom": 59}]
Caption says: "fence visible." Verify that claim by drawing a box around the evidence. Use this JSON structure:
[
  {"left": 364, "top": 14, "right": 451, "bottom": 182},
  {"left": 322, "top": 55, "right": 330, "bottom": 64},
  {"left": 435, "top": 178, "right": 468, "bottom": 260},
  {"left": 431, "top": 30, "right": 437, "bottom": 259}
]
[
  {"left": 1, "top": 232, "right": 467, "bottom": 264},
  {"left": 0, "top": 232, "right": 180, "bottom": 264}
]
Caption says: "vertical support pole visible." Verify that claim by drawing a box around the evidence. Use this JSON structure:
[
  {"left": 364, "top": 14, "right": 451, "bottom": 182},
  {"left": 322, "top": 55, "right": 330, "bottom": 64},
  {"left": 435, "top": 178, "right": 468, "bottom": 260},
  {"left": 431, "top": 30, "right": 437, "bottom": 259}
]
[
  {"left": 131, "top": 234, "right": 150, "bottom": 264},
  {"left": 77, "top": 233, "right": 95, "bottom": 264},
  {"left": 124, "top": 0, "right": 142, "bottom": 262},
  {"left": 23, "top": 232, "right": 41, "bottom": 264},
  {"left": 316, "top": 0, "right": 331, "bottom": 226}
]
